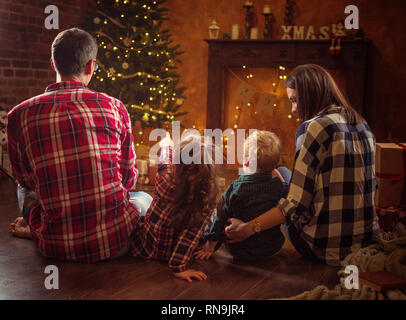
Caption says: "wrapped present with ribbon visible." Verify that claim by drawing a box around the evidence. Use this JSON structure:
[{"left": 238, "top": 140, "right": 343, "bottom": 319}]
[
  {"left": 375, "top": 143, "right": 406, "bottom": 208},
  {"left": 376, "top": 206, "right": 406, "bottom": 232}
]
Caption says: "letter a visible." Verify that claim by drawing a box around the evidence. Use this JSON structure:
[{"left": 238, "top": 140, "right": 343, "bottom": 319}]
[
  {"left": 44, "top": 5, "right": 59, "bottom": 30},
  {"left": 44, "top": 265, "right": 59, "bottom": 289},
  {"left": 344, "top": 5, "right": 359, "bottom": 30},
  {"left": 344, "top": 265, "right": 359, "bottom": 290}
]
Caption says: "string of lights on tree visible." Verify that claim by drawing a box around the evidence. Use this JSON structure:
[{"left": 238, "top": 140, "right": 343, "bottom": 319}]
[{"left": 83, "top": 0, "right": 187, "bottom": 131}]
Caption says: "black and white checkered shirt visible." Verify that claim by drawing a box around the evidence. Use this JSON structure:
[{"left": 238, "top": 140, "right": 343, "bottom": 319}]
[{"left": 277, "top": 105, "right": 380, "bottom": 265}]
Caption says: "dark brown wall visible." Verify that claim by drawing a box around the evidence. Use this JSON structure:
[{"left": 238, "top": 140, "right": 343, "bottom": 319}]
[{"left": 1, "top": 0, "right": 405, "bottom": 142}]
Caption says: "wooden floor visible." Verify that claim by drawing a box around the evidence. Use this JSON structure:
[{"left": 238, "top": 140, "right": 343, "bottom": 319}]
[{"left": 0, "top": 178, "right": 339, "bottom": 300}]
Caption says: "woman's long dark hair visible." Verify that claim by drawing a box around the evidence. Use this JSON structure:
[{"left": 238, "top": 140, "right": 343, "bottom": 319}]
[
  {"left": 285, "top": 64, "right": 365, "bottom": 124},
  {"left": 169, "top": 136, "right": 218, "bottom": 231}
]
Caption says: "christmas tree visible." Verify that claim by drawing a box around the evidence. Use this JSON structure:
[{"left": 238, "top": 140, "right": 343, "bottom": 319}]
[{"left": 83, "top": 0, "right": 187, "bottom": 128}]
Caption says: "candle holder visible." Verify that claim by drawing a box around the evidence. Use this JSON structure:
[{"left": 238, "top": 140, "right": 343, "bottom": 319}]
[
  {"left": 262, "top": 13, "right": 272, "bottom": 39},
  {"left": 243, "top": 3, "right": 253, "bottom": 39}
]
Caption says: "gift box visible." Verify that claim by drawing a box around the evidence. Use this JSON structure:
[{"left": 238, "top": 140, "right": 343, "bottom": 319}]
[
  {"left": 375, "top": 143, "right": 406, "bottom": 208},
  {"left": 376, "top": 207, "right": 406, "bottom": 232}
]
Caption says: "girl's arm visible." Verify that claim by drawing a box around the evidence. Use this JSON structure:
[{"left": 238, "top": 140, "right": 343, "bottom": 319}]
[{"left": 169, "top": 213, "right": 213, "bottom": 280}]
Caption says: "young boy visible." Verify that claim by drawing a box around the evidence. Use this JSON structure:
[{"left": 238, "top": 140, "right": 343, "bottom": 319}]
[{"left": 194, "top": 130, "right": 288, "bottom": 260}]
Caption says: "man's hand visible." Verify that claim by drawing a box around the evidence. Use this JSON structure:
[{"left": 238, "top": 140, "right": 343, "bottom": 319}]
[
  {"left": 159, "top": 132, "right": 174, "bottom": 148},
  {"left": 194, "top": 241, "right": 217, "bottom": 260},
  {"left": 174, "top": 269, "right": 208, "bottom": 282},
  {"left": 225, "top": 218, "right": 253, "bottom": 243}
]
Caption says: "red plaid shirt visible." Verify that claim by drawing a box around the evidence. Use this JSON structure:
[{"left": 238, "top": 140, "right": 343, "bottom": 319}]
[
  {"left": 7, "top": 81, "right": 139, "bottom": 263},
  {"left": 131, "top": 146, "right": 213, "bottom": 273}
]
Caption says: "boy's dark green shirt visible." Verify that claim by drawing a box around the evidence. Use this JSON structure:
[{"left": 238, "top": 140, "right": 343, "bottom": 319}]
[{"left": 205, "top": 172, "right": 288, "bottom": 259}]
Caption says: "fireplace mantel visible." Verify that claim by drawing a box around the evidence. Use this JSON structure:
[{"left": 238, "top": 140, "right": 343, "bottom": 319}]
[{"left": 205, "top": 39, "right": 370, "bottom": 129}]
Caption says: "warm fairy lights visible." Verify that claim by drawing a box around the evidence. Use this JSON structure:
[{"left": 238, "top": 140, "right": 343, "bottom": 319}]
[
  {"left": 92, "top": 0, "right": 186, "bottom": 147},
  {"left": 230, "top": 64, "right": 293, "bottom": 137}
]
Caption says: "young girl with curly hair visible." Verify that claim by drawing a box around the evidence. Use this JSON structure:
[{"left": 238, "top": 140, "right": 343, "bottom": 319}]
[{"left": 131, "top": 133, "right": 218, "bottom": 282}]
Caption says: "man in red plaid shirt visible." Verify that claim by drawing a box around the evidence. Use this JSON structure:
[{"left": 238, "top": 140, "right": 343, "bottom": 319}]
[{"left": 8, "top": 28, "right": 152, "bottom": 262}]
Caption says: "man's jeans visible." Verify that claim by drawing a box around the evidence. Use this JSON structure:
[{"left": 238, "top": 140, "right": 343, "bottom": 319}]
[{"left": 17, "top": 185, "right": 37, "bottom": 223}]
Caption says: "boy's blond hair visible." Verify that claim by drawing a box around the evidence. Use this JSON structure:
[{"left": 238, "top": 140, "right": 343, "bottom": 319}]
[{"left": 244, "top": 130, "right": 281, "bottom": 172}]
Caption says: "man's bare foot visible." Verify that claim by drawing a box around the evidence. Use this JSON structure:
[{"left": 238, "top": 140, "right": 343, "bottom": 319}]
[{"left": 9, "top": 217, "right": 32, "bottom": 239}]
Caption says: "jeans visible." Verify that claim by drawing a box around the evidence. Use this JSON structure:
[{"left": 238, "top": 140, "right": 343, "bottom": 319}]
[
  {"left": 17, "top": 185, "right": 37, "bottom": 223},
  {"left": 282, "top": 224, "right": 320, "bottom": 262},
  {"left": 275, "top": 167, "right": 317, "bottom": 260},
  {"left": 129, "top": 191, "right": 153, "bottom": 216},
  {"left": 276, "top": 168, "right": 320, "bottom": 262},
  {"left": 276, "top": 166, "right": 292, "bottom": 184},
  {"left": 111, "top": 191, "right": 152, "bottom": 258}
]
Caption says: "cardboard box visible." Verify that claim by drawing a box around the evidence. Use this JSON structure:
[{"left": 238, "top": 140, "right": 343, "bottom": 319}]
[{"left": 375, "top": 143, "right": 406, "bottom": 208}]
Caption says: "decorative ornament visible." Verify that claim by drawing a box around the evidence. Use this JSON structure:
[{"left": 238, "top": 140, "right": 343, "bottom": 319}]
[
  {"left": 142, "top": 114, "right": 149, "bottom": 122},
  {"left": 122, "top": 62, "right": 129, "bottom": 70},
  {"left": 262, "top": 5, "right": 273, "bottom": 39},
  {"left": 122, "top": 38, "right": 131, "bottom": 47},
  {"left": 134, "top": 120, "right": 142, "bottom": 128},
  {"left": 208, "top": 20, "right": 220, "bottom": 39},
  {"left": 176, "top": 98, "right": 184, "bottom": 106},
  {"left": 330, "top": 20, "right": 346, "bottom": 57},
  {"left": 132, "top": 26, "right": 137, "bottom": 32},
  {"left": 243, "top": 2, "right": 254, "bottom": 39},
  {"left": 284, "top": 0, "right": 295, "bottom": 26},
  {"left": 109, "top": 67, "right": 116, "bottom": 75},
  {"left": 93, "top": 17, "right": 101, "bottom": 25},
  {"left": 105, "top": 51, "right": 111, "bottom": 58},
  {"left": 153, "top": 20, "right": 159, "bottom": 26}
]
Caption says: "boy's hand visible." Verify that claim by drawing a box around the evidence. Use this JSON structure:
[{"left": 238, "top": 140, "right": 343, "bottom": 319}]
[
  {"left": 174, "top": 269, "right": 207, "bottom": 282},
  {"left": 194, "top": 241, "right": 216, "bottom": 260},
  {"left": 159, "top": 132, "right": 174, "bottom": 148},
  {"left": 272, "top": 169, "right": 285, "bottom": 183}
]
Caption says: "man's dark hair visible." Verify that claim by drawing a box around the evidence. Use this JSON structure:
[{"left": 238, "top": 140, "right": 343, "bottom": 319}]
[{"left": 51, "top": 28, "right": 98, "bottom": 77}]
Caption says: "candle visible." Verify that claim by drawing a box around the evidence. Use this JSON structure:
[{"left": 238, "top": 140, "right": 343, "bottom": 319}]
[
  {"left": 250, "top": 27, "right": 258, "bottom": 39},
  {"left": 232, "top": 24, "right": 239, "bottom": 39},
  {"left": 244, "top": 1, "right": 253, "bottom": 7},
  {"left": 263, "top": 5, "right": 271, "bottom": 14},
  {"left": 137, "top": 159, "right": 148, "bottom": 175}
]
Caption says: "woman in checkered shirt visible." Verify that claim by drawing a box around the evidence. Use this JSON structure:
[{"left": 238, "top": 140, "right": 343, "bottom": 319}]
[{"left": 225, "top": 64, "right": 379, "bottom": 266}]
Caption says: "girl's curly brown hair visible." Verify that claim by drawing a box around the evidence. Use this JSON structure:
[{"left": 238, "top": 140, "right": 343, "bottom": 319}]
[{"left": 169, "top": 136, "right": 219, "bottom": 231}]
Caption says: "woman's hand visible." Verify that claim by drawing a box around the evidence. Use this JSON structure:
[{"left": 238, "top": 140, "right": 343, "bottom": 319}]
[
  {"left": 225, "top": 218, "right": 253, "bottom": 243},
  {"left": 194, "top": 241, "right": 217, "bottom": 260},
  {"left": 174, "top": 269, "right": 208, "bottom": 282}
]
